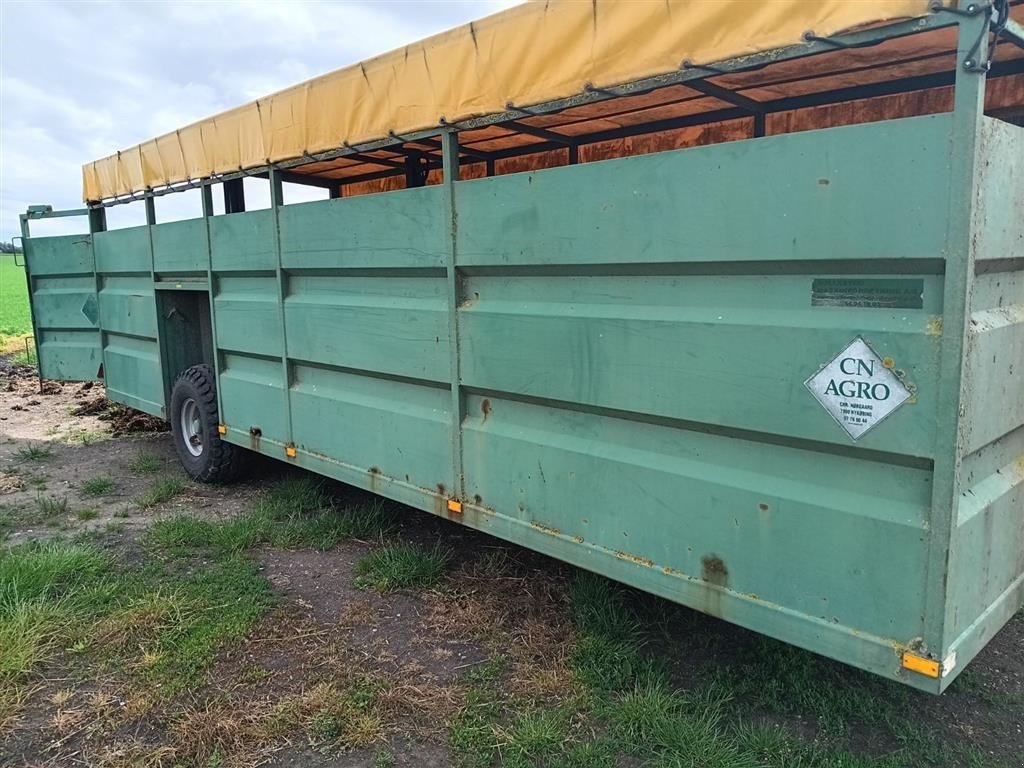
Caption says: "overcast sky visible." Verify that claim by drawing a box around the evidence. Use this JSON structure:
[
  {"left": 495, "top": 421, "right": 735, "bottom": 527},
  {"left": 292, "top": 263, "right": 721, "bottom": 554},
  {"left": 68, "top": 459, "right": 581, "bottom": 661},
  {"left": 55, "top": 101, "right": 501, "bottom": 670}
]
[{"left": 0, "top": 0, "right": 519, "bottom": 242}]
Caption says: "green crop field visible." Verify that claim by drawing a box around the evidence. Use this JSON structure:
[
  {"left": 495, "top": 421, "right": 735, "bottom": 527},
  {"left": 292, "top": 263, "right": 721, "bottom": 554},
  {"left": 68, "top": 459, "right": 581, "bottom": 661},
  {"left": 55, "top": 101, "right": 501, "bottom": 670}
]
[{"left": 1, "top": 257, "right": 32, "bottom": 351}]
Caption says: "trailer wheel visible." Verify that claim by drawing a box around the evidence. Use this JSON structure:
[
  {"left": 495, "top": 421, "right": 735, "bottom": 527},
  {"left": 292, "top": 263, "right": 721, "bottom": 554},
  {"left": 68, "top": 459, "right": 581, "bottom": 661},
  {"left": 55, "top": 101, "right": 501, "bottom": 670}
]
[{"left": 169, "top": 364, "right": 245, "bottom": 483}]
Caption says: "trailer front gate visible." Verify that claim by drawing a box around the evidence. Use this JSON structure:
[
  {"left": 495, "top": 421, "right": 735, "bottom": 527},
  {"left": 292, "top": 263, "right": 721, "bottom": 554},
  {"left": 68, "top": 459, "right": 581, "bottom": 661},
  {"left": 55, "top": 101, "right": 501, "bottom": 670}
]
[{"left": 19, "top": 7, "right": 1024, "bottom": 692}]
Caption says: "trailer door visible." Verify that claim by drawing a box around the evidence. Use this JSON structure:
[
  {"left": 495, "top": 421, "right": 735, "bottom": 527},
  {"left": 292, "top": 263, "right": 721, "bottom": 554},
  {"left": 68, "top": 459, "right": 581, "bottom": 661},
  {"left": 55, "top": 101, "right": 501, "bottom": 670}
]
[{"left": 23, "top": 233, "right": 102, "bottom": 381}]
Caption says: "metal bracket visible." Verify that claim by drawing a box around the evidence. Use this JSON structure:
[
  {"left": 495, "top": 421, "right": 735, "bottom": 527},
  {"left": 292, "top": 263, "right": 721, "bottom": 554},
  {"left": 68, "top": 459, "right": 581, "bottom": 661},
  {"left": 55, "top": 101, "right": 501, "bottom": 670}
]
[
  {"left": 11, "top": 236, "right": 24, "bottom": 266},
  {"left": 1000, "top": 17, "right": 1024, "bottom": 49}
]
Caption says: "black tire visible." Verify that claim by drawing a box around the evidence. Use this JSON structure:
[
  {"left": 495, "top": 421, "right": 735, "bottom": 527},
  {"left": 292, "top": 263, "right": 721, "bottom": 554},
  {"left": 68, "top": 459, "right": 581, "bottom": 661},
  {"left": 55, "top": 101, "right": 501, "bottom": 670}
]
[{"left": 169, "top": 364, "right": 246, "bottom": 483}]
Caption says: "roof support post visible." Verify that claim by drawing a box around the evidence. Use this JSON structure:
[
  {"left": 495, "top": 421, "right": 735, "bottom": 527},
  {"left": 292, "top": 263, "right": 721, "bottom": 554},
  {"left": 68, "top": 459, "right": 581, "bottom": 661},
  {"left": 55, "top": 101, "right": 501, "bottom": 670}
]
[
  {"left": 199, "top": 180, "right": 223, "bottom": 419},
  {"left": 201, "top": 184, "right": 214, "bottom": 217},
  {"left": 405, "top": 150, "right": 430, "bottom": 188},
  {"left": 144, "top": 196, "right": 156, "bottom": 226},
  {"left": 441, "top": 130, "right": 465, "bottom": 506},
  {"left": 223, "top": 178, "right": 245, "bottom": 214},
  {"left": 1002, "top": 17, "right": 1024, "bottom": 49},
  {"left": 88, "top": 206, "right": 107, "bottom": 234},
  {"left": 268, "top": 167, "right": 295, "bottom": 458}
]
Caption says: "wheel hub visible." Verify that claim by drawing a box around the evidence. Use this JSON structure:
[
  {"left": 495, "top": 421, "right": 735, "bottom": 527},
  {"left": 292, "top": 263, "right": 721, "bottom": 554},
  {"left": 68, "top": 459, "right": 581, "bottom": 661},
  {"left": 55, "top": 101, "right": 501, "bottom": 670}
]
[{"left": 180, "top": 397, "right": 203, "bottom": 457}]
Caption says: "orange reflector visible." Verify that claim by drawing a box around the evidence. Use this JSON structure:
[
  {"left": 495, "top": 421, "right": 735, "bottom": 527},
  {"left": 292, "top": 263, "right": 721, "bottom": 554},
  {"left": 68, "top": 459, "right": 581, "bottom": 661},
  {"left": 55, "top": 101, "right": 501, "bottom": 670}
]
[
  {"left": 447, "top": 499, "right": 463, "bottom": 514},
  {"left": 901, "top": 651, "right": 941, "bottom": 678},
  {"left": 285, "top": 445, "right": 297, "bottom": 458},
  {"left": 218, "top": 425, "right": 227, "bottom": 435}
]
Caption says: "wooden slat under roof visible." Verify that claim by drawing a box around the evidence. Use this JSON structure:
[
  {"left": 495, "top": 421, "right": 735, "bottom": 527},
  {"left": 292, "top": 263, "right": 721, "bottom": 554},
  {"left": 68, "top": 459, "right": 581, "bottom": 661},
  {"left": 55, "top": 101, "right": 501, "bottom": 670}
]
[{"left": 289, "top": 11, "right": 1024, "bottom": 198}]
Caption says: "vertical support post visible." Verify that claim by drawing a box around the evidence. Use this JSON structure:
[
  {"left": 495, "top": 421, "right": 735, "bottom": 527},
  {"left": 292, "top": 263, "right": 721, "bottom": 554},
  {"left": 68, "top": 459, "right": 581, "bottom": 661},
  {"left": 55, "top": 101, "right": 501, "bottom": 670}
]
[
  {"left": 88, "top": 207, "right": 107, "bottom": 234},
  {"left": 485, "top": 157, "right": 495, "bottom": 177},
  {"left": 925, "top": 5, "right": 991, "bottom": 671},
  {"left": 441, "top": 130, "right": 465, "bottom": 503},
  {"left": 269, "top": 168, "right": 295, "bottom": 457},
  {"left": 143, "top": 195, "right": 166, "bottom": 413},
  {"left": 329, "top": 185, "right": 342, "bottom": 199},
  {"left": 223, "top": 178, "right": 246, "bottom": 214},
  {"left": 405, "top": 150, "right": 430, "bottom": 188},
  {"left": 87, "top": 205, "right": 109, "bottom": 391},
  {"left": 200, "top": 181, "right": 224, "bottom": 418},
  {"left": 19, "top": 213, "right": 43, "bottom": 387},
  {"left": 568, "top": 144, "right": 579, "bottom": 165},
  {"left": 201, "top": 184, "right": 214, "bottom": 218},
  {"left": 753, "top": 112, "right": 766, "bottom": 138}
]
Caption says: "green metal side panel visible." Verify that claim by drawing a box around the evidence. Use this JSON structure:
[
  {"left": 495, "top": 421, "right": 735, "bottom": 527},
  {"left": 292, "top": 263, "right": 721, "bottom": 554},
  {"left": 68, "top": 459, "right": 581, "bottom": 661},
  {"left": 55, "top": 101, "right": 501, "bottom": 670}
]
[
  {"left": 208, "top": 210, "right": 283, "bottom": 444},
  {"left": 456, "top": 115, "right": 953, "bottom": 267},
  {"left": 197, "top": 114, "right": 968, "bottom": 691},
  {"left": 152, "top": 218, "right": 207, "bottom": 276},
  {"left": 22, "top": 233, "right": 101, "bottom": 381},
  {"left": 94, "top": 226, "right": 164, "bottom": 416},
  {"left": 451, "top": 115, "right": 955, "bottom": 686},
  {"left": 279, "top": 189, "right": 448, "bottom": 269},
  {"left": 209, "top": 191, "right": 454, "bottom": 492},
  {"left": 943, "top": 117, "right": 1024, "bottom": 679},
  {"left": 210, "top": 210, "right": 277, "bottom": 271}
]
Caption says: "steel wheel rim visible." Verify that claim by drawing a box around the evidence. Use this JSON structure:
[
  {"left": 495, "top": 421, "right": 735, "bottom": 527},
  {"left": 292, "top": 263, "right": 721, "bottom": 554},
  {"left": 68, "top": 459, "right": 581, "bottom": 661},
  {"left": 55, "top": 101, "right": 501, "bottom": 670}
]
[{"left": 180, "top": 398, "right": 203, "bottom": 457}]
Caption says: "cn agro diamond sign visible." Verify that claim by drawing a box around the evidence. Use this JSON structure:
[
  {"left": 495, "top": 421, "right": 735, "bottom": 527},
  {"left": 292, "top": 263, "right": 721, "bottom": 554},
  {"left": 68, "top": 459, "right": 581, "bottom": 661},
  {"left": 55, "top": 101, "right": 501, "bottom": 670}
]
[{"left": 804, "top": 337, "right": 911, "bottom": 440}]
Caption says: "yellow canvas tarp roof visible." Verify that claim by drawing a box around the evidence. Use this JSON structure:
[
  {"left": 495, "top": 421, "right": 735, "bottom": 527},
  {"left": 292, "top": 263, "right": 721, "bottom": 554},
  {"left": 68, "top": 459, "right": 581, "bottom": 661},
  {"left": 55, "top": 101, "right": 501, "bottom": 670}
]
[{"left": 82, "top": 0, "right": 939, "bottom": 201}]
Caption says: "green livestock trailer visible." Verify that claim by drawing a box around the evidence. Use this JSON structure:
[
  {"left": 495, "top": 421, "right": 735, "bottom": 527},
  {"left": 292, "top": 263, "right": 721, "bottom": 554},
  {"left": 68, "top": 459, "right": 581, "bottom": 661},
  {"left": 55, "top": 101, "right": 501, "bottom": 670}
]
[{"left": 17, "top": 0, "right": 1024, "bottom": 692}]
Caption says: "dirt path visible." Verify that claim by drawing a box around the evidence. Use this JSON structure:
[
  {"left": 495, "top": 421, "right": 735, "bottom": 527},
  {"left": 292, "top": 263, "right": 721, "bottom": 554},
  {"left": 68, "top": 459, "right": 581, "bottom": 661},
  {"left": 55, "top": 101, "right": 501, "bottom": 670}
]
[{"left": 2, "top": 362, "right": 1022, "bottom": 768}]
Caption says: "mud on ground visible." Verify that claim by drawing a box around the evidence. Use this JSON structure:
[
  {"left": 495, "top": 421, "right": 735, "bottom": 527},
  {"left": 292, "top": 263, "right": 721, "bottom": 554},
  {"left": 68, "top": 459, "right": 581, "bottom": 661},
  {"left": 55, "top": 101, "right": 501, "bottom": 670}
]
[{"left": 1, "top": 360, "right": 1022, "bottom": 768}]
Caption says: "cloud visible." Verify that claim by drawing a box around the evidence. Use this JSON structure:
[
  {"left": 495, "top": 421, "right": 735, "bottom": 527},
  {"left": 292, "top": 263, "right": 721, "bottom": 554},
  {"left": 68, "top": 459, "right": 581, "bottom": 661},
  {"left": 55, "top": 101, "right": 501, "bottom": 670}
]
[{"left": 0, "top": 0, "right": 519, "bottom": 240}]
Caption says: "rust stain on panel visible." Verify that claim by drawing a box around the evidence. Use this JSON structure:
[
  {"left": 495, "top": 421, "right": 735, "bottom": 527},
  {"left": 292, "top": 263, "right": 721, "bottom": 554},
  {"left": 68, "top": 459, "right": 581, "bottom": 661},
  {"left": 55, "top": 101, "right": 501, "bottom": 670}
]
[
  {"left": 529, "top": 520, "right": 562, "bottom": 537},
  {"left": 701, "top": 554, "right": 729, "bottom": 587},
  {"left": 615, "top": 550, "right": 655, "bottom": 568}
]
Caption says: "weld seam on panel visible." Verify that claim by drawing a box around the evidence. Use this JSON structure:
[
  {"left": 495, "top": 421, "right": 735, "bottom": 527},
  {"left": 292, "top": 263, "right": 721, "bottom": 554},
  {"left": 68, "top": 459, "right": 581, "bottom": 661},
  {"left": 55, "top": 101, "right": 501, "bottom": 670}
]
[
  {"left": 101, "top": 330, "right": 159, "bottom": 343},
  {"left": 458, "top": 258, "right": 947, "bottom": 279},
  {"left": 461, "top": 304, "right": 939, "bottom": 332},
  {"left": 205, "top": 272, "right": 278, "bottom": 280},
  {"left": 34, "top": 270, "right": 142, "bottom": 280},
  {"left": 284, "top": 267, "right": 447, "bottom": 278},
  {"left": 288, "top": 357, "right": 450, "bottom": 391},
  {"left": 960, "top": 423, "right": 1024, "bottom": 465},
  {"left": 217, "top": 348, "right": 284, "bottom": 364},
  {"left": 462, "top": 386, "right": 934, "bottom": 470},
  {"left": 35, "top": 325, "right": 100, "bottom": 333},
  {"left": 968, "top": 303, "right": 1024, "bottom": 332},
  {"left": 956, "top": 458, "right": 1024, "bottom": 527},
  {"left": 974, "top": 257, "right": 1024, "bottom": 274},
  {"left": 284, "top": 296, "right": 448, "bottom": 311}
]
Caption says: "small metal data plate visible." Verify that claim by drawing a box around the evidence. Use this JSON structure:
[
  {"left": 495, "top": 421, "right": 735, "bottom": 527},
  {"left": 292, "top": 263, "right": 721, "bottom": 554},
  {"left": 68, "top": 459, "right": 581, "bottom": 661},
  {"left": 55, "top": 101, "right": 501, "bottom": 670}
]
[
  {"left": 804, "top": 337, "right": 911, "bottom": 440},
  {"left": 811, "top": 278, "right": 924, "bottom": 309}
]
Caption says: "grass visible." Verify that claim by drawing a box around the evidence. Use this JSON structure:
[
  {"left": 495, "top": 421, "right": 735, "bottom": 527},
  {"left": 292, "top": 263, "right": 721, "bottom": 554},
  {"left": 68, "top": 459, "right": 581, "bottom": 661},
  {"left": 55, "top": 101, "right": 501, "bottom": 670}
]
[
  {"left": 128, "top": 450, "right": 163, "bottom": 474},
  {"left": 14, "top": 444, "right": 52, "bottom": 462},
  {"left": 444, "top": 572, "right": 1010, "bottom": 768},
  {"left": 138, "top": 476, "right": 187, "bottom": 508},
  {"left": 9, "top": 341, "right": 37, "bottom": 366},
  {"left": 0, "top": 537, "right": 272, "bottom": 729},
  {"left": 149, "top": 477, "right": 395, "bottom": 555},
  {"left": 80, "top": 476, "right": 115, "bottom": 497},
  {"left": 34, "top": 492, "right": 68, "bottom": 519},
  {"left": 354, "top": 542, "right": 449, "bottom": 592},
  {"left": 76, "top": 508, "right": 99, "bottom": 522},
  {"left": 68, "top": 429, "right": 105, "bottom": 446},
  {"left": 0, "top": 258, "right": 31, "bottom": 352}
]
